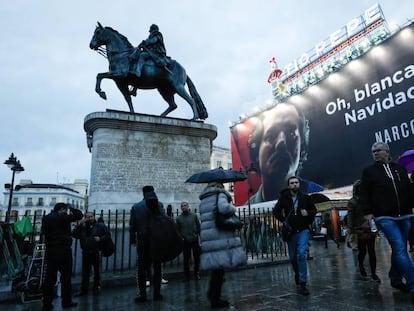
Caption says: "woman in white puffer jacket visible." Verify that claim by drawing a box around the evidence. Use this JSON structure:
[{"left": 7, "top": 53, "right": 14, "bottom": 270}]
[{"left": 199, "top": 181, "right": 247, "bottom": 309}]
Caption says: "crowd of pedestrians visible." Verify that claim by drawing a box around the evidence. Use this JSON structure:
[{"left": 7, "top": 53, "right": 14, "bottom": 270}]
[{"left": 39, "top": 141, "right": 414, "bottom": 309}]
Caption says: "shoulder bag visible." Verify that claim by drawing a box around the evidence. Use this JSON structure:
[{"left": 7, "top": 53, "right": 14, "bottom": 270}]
[
  {"left": 280, "top": 197, "right": 298, "bottom": 242},
  {"left": 214, "top": 194, "right": 243, "bottom": 231}
]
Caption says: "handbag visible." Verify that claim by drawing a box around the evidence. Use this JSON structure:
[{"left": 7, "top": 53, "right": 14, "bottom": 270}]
[
  {"left": 320, "top": 226, "right": 328, "bottom": 235},
  {"left": 281, "top": 221, "right": 293, "bottom": 242},
  {"left": 354, "top": 220, "right": 377, "bottom": 241},
  {"left": 214, "top": 194, "right": 242, "bottom": 231},
  {"left": 279, "top": 197, "right": 297, "bottom": 242},
  {"left": 101, "top": 236, "right": 116, "bottom": 257}
]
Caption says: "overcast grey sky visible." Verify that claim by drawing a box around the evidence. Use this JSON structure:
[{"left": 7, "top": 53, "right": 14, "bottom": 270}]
[{"left": 0, "top": 1, "right": 412, "bottom": 202}]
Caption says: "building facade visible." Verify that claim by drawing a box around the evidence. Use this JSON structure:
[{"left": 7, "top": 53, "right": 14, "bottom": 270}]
[
  {"left": 1, "top": 179, "right": 88, "bottom": 221},
  {"left": 210, "top": 145, "right": 234, "bottom": 196},
  {"left": 211, "top": 145, "right": 232, "bottom": 170}
]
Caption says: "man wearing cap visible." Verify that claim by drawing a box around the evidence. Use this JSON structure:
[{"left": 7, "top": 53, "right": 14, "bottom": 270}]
[
  {"left": 41, "top": 203, "right": 83, "bottom": 310},
  {"left": 130, "top": 185, "right": 165, "bottom": 303}
]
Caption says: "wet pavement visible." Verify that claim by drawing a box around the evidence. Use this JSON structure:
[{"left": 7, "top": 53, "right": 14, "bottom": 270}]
[{"left": 1, "top": 237, "right": 414, "bottom": 310}]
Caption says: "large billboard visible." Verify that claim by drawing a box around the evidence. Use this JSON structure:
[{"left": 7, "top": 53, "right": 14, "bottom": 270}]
[{"left": 231, "top": 23, "right": 414, "bottom": 206}]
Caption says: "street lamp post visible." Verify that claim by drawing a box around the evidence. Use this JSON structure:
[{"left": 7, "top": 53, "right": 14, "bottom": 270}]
[{"left": 4, "top": 153, "right": 24, "bottom": 223}]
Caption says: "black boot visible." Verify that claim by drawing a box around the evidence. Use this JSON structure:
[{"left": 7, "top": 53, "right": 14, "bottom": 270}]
[
  {"left": 359, "top": 265, "right": 367, "bottom": 277},
  {"left": 208, "top": 269, "right": 229, "bottom": 308}
]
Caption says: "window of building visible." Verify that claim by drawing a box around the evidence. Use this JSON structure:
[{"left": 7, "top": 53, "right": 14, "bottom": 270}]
[
  {"left": 35, "top": 209, "right": 44, "bottom": 222},
  {"left": 216, "top": 161, "right": 222, "bottom": 168},
  {"left": 12, "top": 197, "right": 19, "bottom": 206},
  {"left": 26, "top": 197, "right": 33, "bottom": 206},
  {"left": 37, "top": 198, "right": 44, "bottom": 206},
  {"left": 227, "top": 163, "right": 232, "bottom": 169},
  {"left": 50, "top": 197, "right": 56, "bottom": 206}
]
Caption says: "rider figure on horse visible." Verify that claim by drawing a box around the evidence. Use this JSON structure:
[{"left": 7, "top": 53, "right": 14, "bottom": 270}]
[{"left": 130, "top": 24, "right": 171, "bottom": 77}]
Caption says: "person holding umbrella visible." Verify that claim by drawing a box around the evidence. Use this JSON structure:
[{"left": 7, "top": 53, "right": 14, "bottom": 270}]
[{"left": 187, "top": 168, "right": 247, "bottom": 309}]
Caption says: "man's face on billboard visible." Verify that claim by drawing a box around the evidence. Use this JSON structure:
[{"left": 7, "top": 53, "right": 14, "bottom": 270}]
[{"left": 258, "top": 104, "right": 301, "bottom": 181}]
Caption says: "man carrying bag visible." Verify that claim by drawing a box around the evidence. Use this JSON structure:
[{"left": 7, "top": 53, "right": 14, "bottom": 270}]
[{"left": 273, "top": 176, "right": 317, "bottom": 296}]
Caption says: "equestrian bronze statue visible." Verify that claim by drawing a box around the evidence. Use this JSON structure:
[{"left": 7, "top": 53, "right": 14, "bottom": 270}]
[{"left": 89, "top": 22, "right": 208, "bottom": 120}]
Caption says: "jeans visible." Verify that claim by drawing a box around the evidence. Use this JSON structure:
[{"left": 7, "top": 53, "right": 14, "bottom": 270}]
[
  {"left": 287, "top": 229, "right": 310, "bottom": 284},
  {"left": 376, "top": 217, "right": 414, "bottom": 291}
]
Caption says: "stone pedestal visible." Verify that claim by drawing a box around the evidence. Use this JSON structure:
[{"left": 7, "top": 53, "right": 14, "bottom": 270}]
[{"left": 84, "top": 111, "right": 217, "bottom": 212}]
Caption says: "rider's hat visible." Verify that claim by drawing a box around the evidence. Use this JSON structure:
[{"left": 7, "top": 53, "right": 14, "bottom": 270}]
[{"left": 150, "top": 24, "right": 159, "bottom": 32}]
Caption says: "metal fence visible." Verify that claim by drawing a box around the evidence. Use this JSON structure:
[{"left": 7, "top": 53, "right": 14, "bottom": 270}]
[{"left": 1, "top": 207, "right": 288, "bottom": 279}]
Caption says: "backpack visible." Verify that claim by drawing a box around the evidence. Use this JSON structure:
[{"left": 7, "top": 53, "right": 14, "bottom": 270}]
[{"left": 148, "top": 214, "right": 183, "bottom": 262}]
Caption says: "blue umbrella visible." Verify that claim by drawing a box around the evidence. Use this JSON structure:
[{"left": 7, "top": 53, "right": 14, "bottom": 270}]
[
  {"left": 185, "top": 168, "right": 247, "bottom": 184},
  {"left": 398, "top": 149, "right": 414, "bottom": 174}
]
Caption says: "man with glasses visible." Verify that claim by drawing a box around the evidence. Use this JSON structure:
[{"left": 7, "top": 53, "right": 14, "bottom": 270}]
[
  {"left": 176, "top": 201, "right": 201, "bottom": 281},
  {"left": 273, "top": 176, "right": 317, "bottom": 295},
  {"left": 359, "top": 142, "right": 414, "bottom": 302}
]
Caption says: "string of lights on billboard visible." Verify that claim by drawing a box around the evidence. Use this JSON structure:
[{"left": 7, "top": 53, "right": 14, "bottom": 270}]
[{"left": 268, "top": 4, "right": 392, "bottom": 109}]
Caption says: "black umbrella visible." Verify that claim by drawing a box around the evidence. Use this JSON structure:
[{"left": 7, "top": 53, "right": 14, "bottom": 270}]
[
  {"left": 309, "top": 193, "right": 330, "bottom": 204},
  {"left": 185, "top": 168, "right": 247, "bottom": 184}
]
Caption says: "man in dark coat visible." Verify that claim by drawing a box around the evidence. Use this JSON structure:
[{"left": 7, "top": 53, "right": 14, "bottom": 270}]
[
  {"left": 72, "top": 212, "right": 110, "bottom": 296},
  {"left": 130, "top": 185, "right": 165, "bottom": 303},
  {"left": 273, "top": 176, "right": 317, "bottom": 296},
  {"left": 176, "top": 201, "right": 201, "bottom": 281},
  {"left": 359, "top": 141, "right": 414, "bottom": 300},
  {"left": 131, "top": 24, "right": 169, "bottom": 77},
  {"left": 41, "top": 202, "right": 83, "bottom": 310}
]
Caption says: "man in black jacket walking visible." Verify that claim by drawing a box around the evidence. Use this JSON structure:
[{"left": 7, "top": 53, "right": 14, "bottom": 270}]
[
  {"left": 273, "top": 176, "right": 317, "bottom": 295},
  {"left": 359, "top": 142, "right": 414, "bottom": 300},
  {"left": 130, "top": 185, "right": 165, "bottom": 303},
  {"left": 41, "top": 203, "right": 83, "bottom": 310},
  {"left": 72, "top": 212, "right": 110, "bottom": 296}
]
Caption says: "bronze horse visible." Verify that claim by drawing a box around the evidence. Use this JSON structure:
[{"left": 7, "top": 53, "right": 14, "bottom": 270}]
[{"left": 89, "top": 23, "right": 208, "bottom": 120}]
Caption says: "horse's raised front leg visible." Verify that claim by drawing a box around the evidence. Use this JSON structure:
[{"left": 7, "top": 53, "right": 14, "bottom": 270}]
[{"left": 95, "top": 72, "right": 114, "bottom": 100}]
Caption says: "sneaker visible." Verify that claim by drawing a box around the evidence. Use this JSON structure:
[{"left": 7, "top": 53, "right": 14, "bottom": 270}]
[
  {"left": 161, "top": 278, "right": 168, "bottom": 284},
  {"left": 359, "top": 266, "right": 367, "bottom": 277},
  {"left": 297, "top": 284, "right": 310, "bottom": 296},
  {"left": 146, "top": 280, "right": 150, "bottom": 287}
]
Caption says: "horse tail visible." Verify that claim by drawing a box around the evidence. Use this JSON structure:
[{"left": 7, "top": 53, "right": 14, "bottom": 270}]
[{"left": 186, "top": 76, "right": 208, "bottom": 120}]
